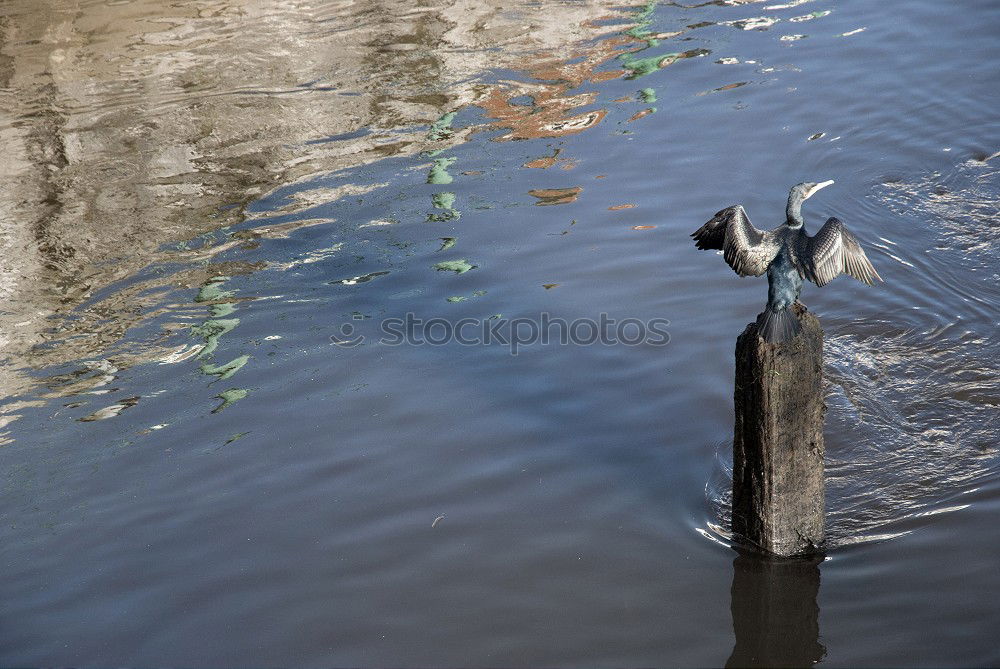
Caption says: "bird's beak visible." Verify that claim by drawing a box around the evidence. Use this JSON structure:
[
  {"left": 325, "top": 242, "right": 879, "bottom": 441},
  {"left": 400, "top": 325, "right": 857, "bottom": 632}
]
[{"left": 805, "top": 180, "right": 835, "bottom": 199}]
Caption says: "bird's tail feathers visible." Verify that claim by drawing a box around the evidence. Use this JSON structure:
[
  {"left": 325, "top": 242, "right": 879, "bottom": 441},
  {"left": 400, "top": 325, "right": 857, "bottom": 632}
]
[{"left": 756, "top": 307, "right": 801, "bottom": 343}]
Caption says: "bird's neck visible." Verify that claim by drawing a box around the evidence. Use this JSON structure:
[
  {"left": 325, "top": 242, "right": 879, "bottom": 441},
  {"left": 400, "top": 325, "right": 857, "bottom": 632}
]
[{"left": 786, "top": 197, "right": 804, "bottom": 227}]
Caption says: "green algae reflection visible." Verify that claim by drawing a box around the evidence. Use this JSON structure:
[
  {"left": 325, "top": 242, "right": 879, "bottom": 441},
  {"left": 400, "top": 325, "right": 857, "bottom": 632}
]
[
  {"left": 208, "top": 302, "right": 237, "bottom": 318},
  {"left": 427, "top": 111, "right": 457, "bottom": 142},
  {"left": 434, "top": 259, "right": 477, "bottom": 274},
  {"left": 201, "top": 355, "right": 249, "bottom": 380},
  {"left": 618, "top": 1, "right": 707, "bottom": 79},
  {"left": 429, "top": 191, "right": 460, "bottom": 221},
  {"left": 191, "top": 275, "right": 251, "bottom": 395},
  {"left": 428, "top": 154, "right": 460, "bottom": 220},
  {"left": 195, "top": 275, "right": 235, "bottom": 303},
  {"left": 625, "top": 0, "right": 658, "bottom": 41},
  {"left": 213, "top": 388, "right": 249, "bottom": 413},
  {"left": 192, "top": 318, "right": 240, "bottom": 359},
  {"left": 428, "top": 156, "right": 457, "bottom": 185},
  {"left": 446, "top": 289, "right": 486, "bottom": 303},
  {"left": 433, "top": 192, "right": 457, "bottom": 209}
]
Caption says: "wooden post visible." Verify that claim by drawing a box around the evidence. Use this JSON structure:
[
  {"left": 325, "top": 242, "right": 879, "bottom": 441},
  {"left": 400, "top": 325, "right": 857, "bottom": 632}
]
[{"left": 733, "top": 303, "right": 825, "bottom": 556}]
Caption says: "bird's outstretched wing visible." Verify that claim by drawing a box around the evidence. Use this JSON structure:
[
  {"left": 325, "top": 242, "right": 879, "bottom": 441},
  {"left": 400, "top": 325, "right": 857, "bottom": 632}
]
[
  {"left": 691, "top": 205, "right": 780, "bottom": 277},
  {"left": 799, "top": 217, "right": 883, "bottom": 287}
]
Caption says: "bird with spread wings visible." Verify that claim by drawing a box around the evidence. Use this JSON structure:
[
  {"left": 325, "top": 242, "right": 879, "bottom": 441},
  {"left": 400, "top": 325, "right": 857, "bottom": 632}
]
[{"left": 691, "top": 181, "right": 882, "bottom": 342}]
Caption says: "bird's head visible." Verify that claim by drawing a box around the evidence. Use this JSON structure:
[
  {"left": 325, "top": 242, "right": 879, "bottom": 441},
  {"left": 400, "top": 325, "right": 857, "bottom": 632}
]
[
  {"left": 786, "top": 180, "right": 834, "bottom": 226},
  {"left": 792, "top": 180, "right": 835, "bottom": 201}
]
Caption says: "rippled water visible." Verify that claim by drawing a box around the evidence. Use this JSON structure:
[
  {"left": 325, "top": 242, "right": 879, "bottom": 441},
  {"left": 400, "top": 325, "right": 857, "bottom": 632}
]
[{"left": 2, "top": 0, "right": 998, "bottom": 665}]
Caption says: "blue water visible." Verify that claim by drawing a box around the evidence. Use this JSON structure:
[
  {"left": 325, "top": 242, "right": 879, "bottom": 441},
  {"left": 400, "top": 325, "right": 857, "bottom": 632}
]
[{"left": 1, "top": 0, "right": 998, "bottom": 665}]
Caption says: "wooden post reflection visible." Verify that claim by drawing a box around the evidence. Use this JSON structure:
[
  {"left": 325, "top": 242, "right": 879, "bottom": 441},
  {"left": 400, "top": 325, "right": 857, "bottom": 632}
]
[{"left": 726, "top": 550, "right": 826, "bottom": 668}]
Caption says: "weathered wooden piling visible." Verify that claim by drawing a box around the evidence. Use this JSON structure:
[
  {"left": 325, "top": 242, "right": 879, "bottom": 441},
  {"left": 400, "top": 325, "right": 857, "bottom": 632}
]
[{"left": 732, "top": 303, "right": 825, "bottom": 556}]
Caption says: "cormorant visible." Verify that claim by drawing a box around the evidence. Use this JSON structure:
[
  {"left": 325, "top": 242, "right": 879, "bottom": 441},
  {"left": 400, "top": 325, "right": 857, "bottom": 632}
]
[{"left": 691, "top": 181, "right": 882, "bottom": 343}]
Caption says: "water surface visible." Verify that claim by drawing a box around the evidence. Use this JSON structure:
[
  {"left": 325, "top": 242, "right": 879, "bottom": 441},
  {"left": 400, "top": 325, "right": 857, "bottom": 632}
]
[{"left": 1, "top": 0, "right": 998, "bottom": 665}]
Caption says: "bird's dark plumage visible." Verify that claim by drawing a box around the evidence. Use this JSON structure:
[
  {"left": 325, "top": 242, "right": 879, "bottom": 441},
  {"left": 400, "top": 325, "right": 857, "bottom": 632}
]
[
  {"left": 691, "top": 182, "right": 882, "bottom": 343},
  {"left": 800, "top": 217, "right": 881, "bottom": 287},
  {"left": 693, "top": 205, "right": 780, "bottom": 277}
]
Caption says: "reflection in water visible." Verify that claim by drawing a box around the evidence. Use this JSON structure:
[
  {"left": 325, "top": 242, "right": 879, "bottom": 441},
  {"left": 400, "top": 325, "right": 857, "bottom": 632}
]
[
  {"left": 0, "top": 0, "right": 998, "bottom": 664},
  {"left": 528, "top": 187, "right": 584, "bottom": 206},
  {"left": 727, "top": 551, "right": 826, "bottom": 669},
  {"left": 0, "top": 0, "right": 640, "bottom": 431},
  {"left": 0, "top": 0, "right": 807, "bottom": 428}
]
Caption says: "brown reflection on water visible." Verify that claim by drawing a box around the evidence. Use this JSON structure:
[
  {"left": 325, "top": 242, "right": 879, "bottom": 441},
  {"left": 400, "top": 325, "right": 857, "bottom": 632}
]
[
  {"left": 477, "top": 33, "right": 628, "bottom": 141},
  {"left": 0, "top": 0, "right": 643, "bottom": 412},
  {"left": 528, "top": 186, "right": 584, "bottom": 206}
]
